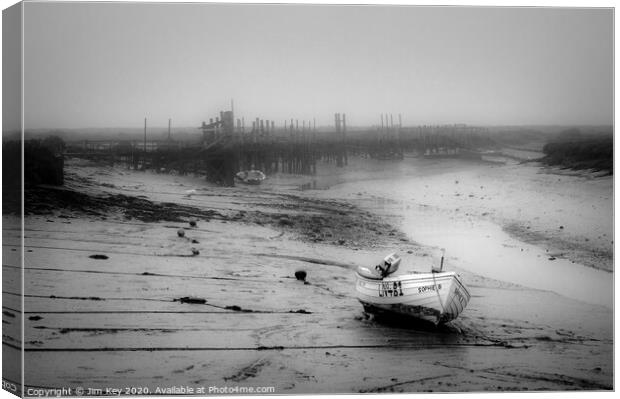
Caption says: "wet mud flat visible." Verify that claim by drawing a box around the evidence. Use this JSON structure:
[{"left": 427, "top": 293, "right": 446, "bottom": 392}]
[{"left": 2, "top": 160, "right": 613, "bottom": 393}]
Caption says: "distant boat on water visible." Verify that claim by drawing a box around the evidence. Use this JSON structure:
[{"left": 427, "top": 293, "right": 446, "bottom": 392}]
[
  {"left": 355, "top": 253, "right": 470, "bottom": 325},
  {"left": 235, "top": 170, "right": 266, "bottom": 185}
]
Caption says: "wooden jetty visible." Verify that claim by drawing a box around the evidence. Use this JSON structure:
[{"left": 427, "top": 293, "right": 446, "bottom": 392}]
[{"left": 62, "top": 111, "right": 493, "bottom": 186}]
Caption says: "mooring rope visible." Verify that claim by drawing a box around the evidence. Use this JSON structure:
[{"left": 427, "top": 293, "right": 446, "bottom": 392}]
[{"left": 432, "top": 250, "right": 447, "bottom": 321}]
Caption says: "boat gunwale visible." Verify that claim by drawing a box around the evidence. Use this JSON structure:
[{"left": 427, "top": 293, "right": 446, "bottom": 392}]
[{"left": 355, "top": 270, "right": 471, "bottom": 300}]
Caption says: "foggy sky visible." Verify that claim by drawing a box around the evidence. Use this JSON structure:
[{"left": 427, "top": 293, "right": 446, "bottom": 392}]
[{"left": 19, "top": 2, "right": 613, "bottom": 130}]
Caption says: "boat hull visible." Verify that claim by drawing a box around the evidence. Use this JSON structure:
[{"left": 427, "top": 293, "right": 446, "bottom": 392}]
[
  {"left": 355, "top": 271, "right": 470, "bottom": 324},
  {"left": 235, "top": 178, "right": 262, "bottom": 185},
  {"left": 235, "top": 170, "right": 266, "bottom": 185}
]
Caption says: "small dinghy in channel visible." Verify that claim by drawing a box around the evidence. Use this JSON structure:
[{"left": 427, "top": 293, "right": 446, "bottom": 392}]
[{"left": 235, "top": 170, "right": 266, "bottom": 185}]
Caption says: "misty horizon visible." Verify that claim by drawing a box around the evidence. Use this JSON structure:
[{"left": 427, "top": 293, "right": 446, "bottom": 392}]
[
  {"left": 10, "top": 122, "right": 612, "bottom": 144},
  {"left": 15, "top": 122, "right": 615, "bottom": 133},
  {"left": 4, "top": 3, "right": 614, "bottom": 131}
]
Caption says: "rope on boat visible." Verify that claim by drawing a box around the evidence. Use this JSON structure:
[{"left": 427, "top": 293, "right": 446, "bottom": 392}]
[
  {"left": 432, "top": 250, "right": 447, "bottom": 321},
  {"left": 431, "top": 271, "right": 446, "bottom": 320}
]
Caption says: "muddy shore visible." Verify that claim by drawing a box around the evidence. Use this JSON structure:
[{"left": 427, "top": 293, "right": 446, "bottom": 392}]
[{"left": 2, "top": 155, "right": 613, "bottom": 393}]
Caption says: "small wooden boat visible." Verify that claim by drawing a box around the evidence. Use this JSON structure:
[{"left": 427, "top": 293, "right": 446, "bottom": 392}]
[
  {"left": 235, "top": 170, "right": 266, "bottom": 185},
  {"left": 355, "top": 253, "right": 470, "bottom": 325}
]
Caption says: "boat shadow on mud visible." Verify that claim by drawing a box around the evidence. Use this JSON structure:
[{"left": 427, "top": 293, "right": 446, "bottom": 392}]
[
  {"left": 357, "top": 309, "right": 466, "bottom": 342},
  {"left": 355, "top": 310, "right": 522, "bottom": 352}
]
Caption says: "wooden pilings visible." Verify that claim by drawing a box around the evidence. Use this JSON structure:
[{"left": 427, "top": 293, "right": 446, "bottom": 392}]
[
  {"left": 65, "top": 110, "right": 492, "bottom": 186},
  {"left": 333, "top": 113, "right": 348, "bottom": 166}
]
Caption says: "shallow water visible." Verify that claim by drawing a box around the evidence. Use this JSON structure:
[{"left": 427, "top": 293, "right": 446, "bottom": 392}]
[
  {"left": 396, "top": 204, "right": 613, "bottom": 308},
  {"left": 319, "top": 159, "right": 613, "bottom": 309}
]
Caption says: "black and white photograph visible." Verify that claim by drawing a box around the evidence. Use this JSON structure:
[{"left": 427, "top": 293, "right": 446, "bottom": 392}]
[{"left": 1, "top": 0, "right": 615, "bottom": 396}]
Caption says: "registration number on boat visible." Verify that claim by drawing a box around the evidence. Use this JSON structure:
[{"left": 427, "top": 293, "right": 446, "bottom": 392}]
[{"left": 378, "top": 281, "right": 404, "bottom": 297}]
